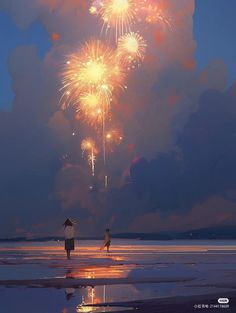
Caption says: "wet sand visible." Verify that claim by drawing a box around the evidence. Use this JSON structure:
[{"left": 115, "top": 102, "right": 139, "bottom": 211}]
[
  {"left": 0, "top": 239, "right": 236, "bottom": 312},
  {"left": 89, "top": 291, "right": 236, "bottom": 313}
]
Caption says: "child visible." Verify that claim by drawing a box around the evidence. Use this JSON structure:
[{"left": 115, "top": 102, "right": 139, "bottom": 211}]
[
  {"left": 64, "top": 218, "right": 75, "bottom": 259},
  {"left": 100, "top": 228, "right": 111, "bottom": 253}
]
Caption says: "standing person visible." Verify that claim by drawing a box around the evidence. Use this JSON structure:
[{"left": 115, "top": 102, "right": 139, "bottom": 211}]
[
  {"left": 64, "top": 218, "right": 75, "bottom": 259},
  {"left": 100, "top": 228, "right": 111, "bottom": 253}
]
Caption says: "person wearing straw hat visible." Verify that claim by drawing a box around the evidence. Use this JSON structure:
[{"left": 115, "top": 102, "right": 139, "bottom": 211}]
[{"left": 63, "top": 218, "right": 75, "bottom": 259}]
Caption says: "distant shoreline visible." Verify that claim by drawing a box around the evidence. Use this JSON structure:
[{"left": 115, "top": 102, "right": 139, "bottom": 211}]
[
  {"left": 2, "top": 237, "right": 236, "bottom": 242},
  {"left": 1, "top": 224, "right": 236, "bottom": 242}
]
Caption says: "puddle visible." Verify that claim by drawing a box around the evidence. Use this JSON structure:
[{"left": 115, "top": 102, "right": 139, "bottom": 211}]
[
  {"left": 0, "top": 286, "right": 135, "bottom": 313},
  {"left": 0, "top": 281, "right": 231, "bottom": 313}
]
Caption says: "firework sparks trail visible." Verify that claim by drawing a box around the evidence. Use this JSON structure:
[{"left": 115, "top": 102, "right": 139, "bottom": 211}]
[
  {"left": 102, "top": 128, "right": 123, "bottom": 188},
  {"left": 98, "top": 84, "right": 112, "bottom": 164},
  {"left": 78, "top": 85, "right": 113, "bottom": 166},
  {"left": 81, "top": 138, "right": 98, "bottom": 176}
]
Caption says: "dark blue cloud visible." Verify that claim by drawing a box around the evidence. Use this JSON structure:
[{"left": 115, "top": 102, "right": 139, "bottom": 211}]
[
  {"left": 125, "top": 84, "right": 236, "bottom": 222},
  {"left": 0, "top": 11, "right": 51, "bottom": 110},
  {"left": 194, "top": 0, "right": 236, "bottom": 85}
]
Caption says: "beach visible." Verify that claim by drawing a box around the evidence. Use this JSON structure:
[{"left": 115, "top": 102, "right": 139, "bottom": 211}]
[{"left": 0, "top": 239, "right": 236, "bottom": 312}]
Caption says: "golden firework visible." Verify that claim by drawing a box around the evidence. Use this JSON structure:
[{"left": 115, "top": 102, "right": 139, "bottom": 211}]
[
  {"left": 96, "top": 0, "right": 138, "bottom": 40},
  {"left": 78, "top": 91, "right": 103, "bottom": 127},
  {"left": 61, "top": 39, "right": 125, "bottom": 110},
  {"left": 117, "top": 32, "right": 147, "bottom": 66}
]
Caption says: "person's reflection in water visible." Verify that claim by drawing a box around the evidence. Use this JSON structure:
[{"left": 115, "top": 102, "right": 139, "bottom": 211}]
[
  {"left": 65, "top": 288, "right": 75, "bottom": 301},
  {"left": 65, "top": 269, "right": 75, "bottom": 279},
  {"left": 65, "top": 269, "right": 76, "bottom": 300}
]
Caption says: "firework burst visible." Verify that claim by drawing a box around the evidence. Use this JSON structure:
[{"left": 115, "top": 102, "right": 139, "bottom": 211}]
[
  {"left": 61, "top": 39, "right": 125, "bottom": 110},
  {"left": 77, "top": 91, "right": 103, "bottom": 127},
  {"left": 117, "top": 32, "right": 147, "bottom": 67},
  {"left": 91, "top": 0, "right": 138, "bottom": 40}
]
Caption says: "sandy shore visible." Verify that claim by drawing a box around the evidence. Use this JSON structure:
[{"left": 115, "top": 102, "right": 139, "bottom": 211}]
[
  {"left": 85, "top": 291, "right": 236, "bottom": 313},
  {"left": 1, "top": 240, "right": 236, "bottom": 312}
]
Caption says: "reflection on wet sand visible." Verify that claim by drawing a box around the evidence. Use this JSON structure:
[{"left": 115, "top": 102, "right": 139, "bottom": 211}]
[
  {"left": 63, "top": 264, "right": 130, "bottom": 280},
  {"left": 64, "top": 268, "right": 134, "bottom": 312},
  {"left": 1, "top": 240, "right": 236, "bottom": 312},
  {"left": 69, "top": 269, "right": 109, "bottom": 312},
  {"left": 76, "top": 285, "right": 102, "bottom": 312},
  {"left": 74, "top": 283, "right": 134, "bottom": 312},
  {"left": 65, "top": 288, "right": 76, "bottom": 300}
]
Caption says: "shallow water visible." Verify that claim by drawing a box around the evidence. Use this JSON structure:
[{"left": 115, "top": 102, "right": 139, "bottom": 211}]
[
  {"left": 0, "top": 240, "right": 236, "bottom": 284},
  {"left": 0, "top": 282, "right": 230, "bottom": 313},
  {"left": 0, "top": 240, "right": 236, "bottom": 312},
  {"left": 0, "top": 286, "right": 133, "bottom": 313}
]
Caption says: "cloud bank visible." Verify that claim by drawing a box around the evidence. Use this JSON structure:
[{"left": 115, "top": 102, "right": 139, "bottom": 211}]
[{"left": 0, "top": 0, "right": 235, "bottom": 237}]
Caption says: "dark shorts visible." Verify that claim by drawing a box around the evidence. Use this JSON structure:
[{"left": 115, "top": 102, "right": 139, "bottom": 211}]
[
  {"left": 65, "top": 238, "right": 75, "bottom": 251},
  {"left": 104, "top": 240, "right": 111, "bottom": 247}
]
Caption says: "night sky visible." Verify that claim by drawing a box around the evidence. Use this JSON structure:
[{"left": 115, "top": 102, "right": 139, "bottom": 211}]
[{"left": 0, "top": 0, "right": 236, "bottom": 238}]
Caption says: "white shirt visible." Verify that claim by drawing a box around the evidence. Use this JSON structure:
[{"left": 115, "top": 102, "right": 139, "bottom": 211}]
[{"left": 65, "top": 226, "right": 74, "bottom": 239}]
